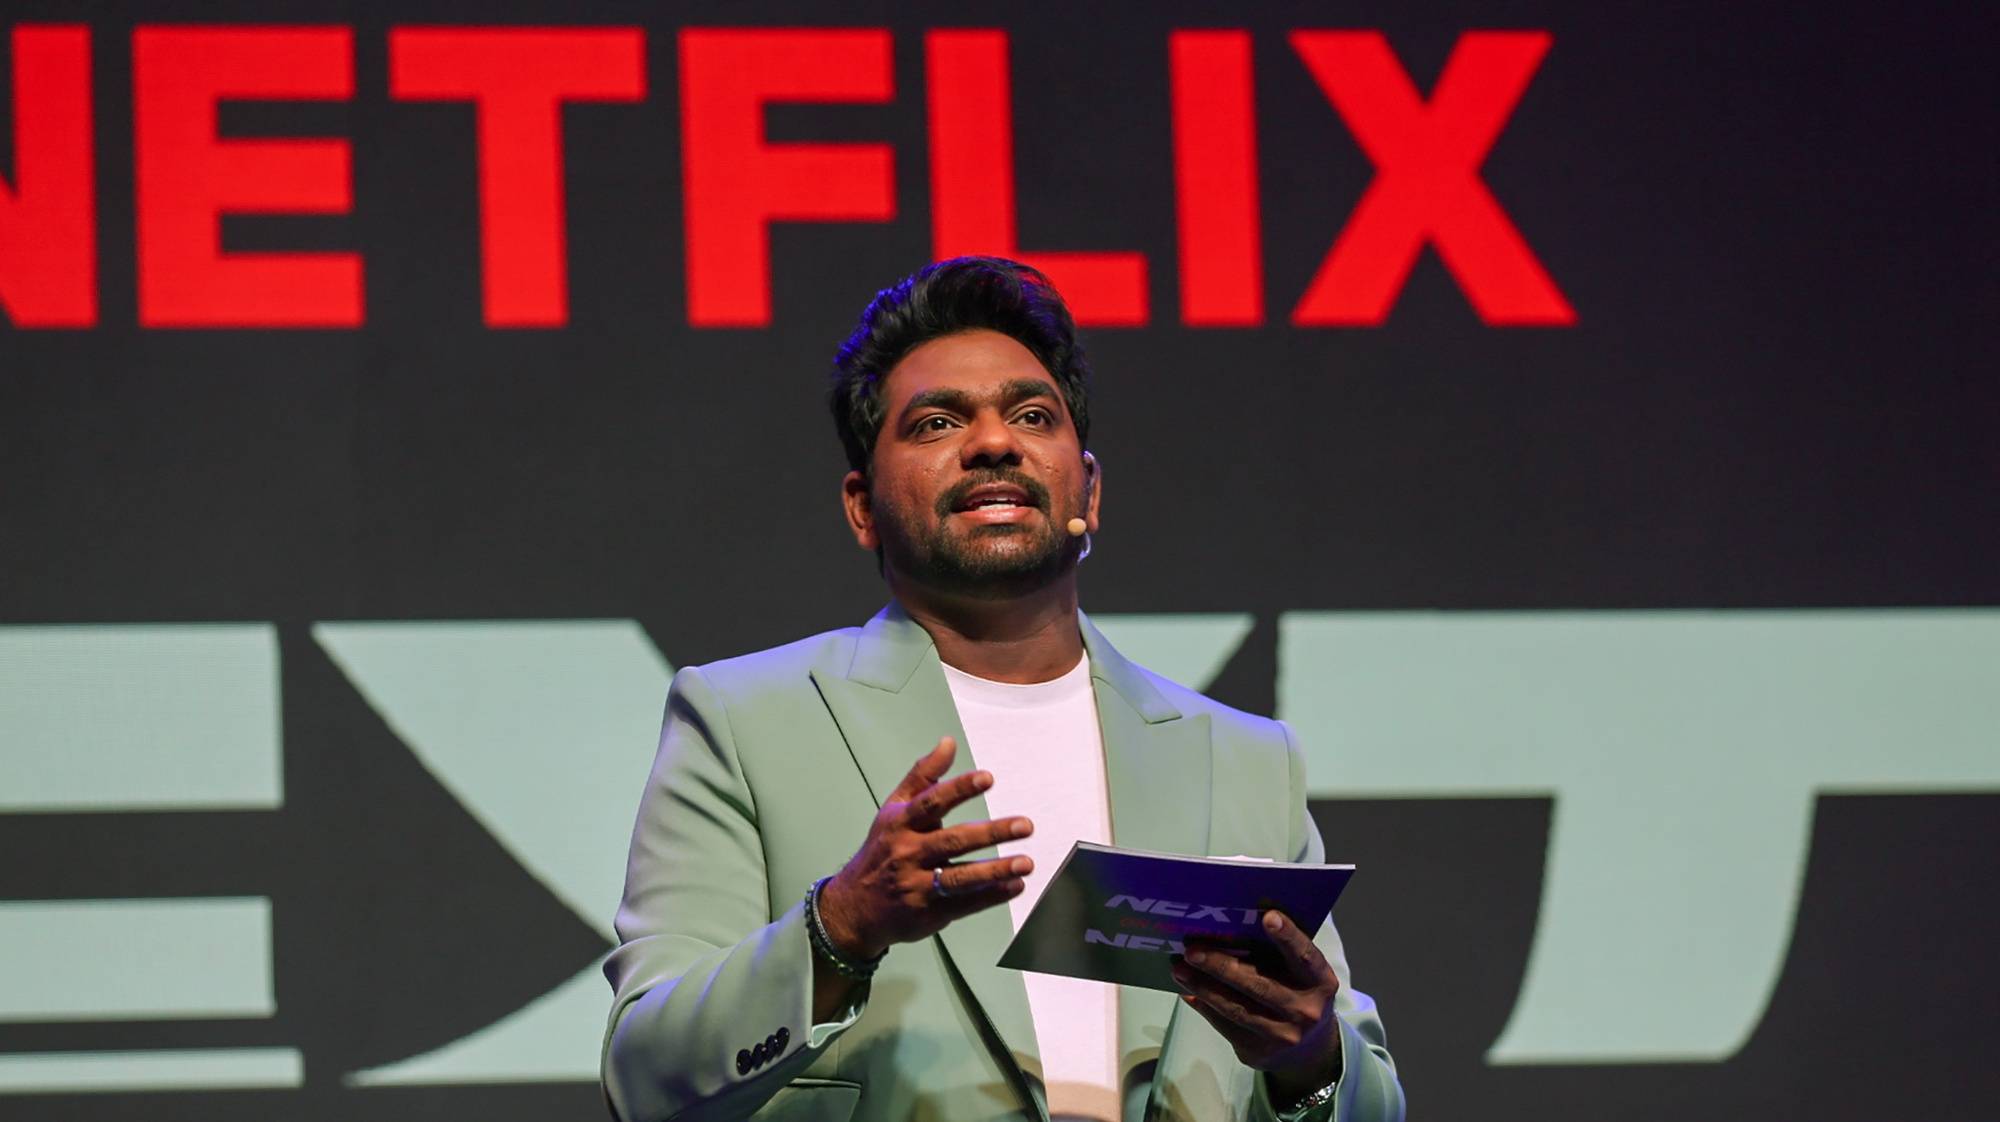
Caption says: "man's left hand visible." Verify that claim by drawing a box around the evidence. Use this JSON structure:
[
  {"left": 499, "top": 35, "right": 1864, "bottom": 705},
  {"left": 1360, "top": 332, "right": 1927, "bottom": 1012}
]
[{"left": 1169, "top": 910, "right": 1343, "bottom": 1101}]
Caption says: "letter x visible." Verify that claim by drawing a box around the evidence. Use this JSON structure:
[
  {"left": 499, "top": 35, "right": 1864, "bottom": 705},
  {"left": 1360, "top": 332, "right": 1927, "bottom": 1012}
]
[{"left": 1290, "top": 31, "right": 1574, "bottom": 326}]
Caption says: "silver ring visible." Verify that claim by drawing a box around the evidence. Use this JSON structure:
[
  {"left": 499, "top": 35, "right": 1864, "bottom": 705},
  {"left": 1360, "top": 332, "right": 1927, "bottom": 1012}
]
[{"left": 931, "top": 866, "right": 954, "bottom": 899}]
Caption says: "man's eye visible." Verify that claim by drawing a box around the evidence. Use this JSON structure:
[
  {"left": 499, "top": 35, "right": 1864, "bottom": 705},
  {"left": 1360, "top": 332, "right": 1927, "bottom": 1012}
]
[
  {"left": 1016, "top": 408, "right": 1051, "bottom": 426},
  {"left": 916, "top": 415, "right": 954, "bottom": 433}
]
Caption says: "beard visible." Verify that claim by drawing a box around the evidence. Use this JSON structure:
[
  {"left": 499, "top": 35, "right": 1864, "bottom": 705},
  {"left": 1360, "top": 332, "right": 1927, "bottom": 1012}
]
[{"left": 878, "top": 477, "right": 1086, "bottom": 600}]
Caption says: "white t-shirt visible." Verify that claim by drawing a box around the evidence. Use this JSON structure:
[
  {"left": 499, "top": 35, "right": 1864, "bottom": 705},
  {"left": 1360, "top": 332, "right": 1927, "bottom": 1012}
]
[{"left": 942, "top": 653, "right": 1120, "bottom": 1122}]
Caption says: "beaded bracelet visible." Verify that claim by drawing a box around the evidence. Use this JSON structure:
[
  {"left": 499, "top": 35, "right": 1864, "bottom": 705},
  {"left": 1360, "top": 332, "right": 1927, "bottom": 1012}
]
[{"left": 804, "top": 876, "right": 886, "bottom": 981}]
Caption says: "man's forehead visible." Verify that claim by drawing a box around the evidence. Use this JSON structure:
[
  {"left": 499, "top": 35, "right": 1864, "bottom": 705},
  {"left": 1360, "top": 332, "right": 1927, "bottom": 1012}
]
[{"left": 880, "top": 330, "right": 1061, "bottom": 408}]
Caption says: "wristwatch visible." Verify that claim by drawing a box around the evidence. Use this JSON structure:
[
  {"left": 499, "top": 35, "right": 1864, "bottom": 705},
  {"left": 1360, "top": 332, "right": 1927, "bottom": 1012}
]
[{"left": 1274, "top": 1074, "right": 1339, "bottom": 1121}]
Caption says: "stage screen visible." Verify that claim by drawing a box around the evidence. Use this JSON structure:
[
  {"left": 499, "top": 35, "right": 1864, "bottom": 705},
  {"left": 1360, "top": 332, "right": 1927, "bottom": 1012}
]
[{"left": 2, "top": 4, "right": 1994, "bottom": 1118}]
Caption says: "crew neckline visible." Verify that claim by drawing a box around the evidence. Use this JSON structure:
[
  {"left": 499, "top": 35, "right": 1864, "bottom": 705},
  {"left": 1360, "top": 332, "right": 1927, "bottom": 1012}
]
[{"left": 940, "top": 652, "right": 1092, "bottom": 707}]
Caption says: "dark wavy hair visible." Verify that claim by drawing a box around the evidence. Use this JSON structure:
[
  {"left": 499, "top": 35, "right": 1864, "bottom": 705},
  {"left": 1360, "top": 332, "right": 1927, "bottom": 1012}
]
[{"left": 829, "top": 256, "right": 1093, "bottom": 475}]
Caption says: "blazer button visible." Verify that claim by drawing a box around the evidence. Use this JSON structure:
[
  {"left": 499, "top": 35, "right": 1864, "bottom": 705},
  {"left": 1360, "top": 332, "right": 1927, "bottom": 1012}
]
[
  {"left": 735, "top": 1048, "right": 753, "bottom": 1075},
  {"left": 754, "top": 1041, "right": 769, "bottom": 1066},
  {"left": 776, "top": 1026, "right": 791, "bottom": 1051}
]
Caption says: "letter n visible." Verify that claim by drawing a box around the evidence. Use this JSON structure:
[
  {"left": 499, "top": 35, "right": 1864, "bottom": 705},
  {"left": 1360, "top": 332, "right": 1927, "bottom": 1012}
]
[{"left": 0, "top": 24, "right": 95, "bottom": 326}]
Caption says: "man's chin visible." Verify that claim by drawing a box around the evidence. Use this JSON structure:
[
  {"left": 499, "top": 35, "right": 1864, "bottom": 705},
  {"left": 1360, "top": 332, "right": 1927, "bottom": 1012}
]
[{"left": 910, "top": 539, "right": 1075, "bottom": 597}]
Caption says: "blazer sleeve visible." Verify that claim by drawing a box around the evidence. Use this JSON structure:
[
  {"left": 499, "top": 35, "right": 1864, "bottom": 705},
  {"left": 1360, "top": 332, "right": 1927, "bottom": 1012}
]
[
  {"left": 1248, "top": 720, "right": 1407, "bottom": 1122},
  {"left": 601, "top": 665, "right": 866, "bottom": 1122}
]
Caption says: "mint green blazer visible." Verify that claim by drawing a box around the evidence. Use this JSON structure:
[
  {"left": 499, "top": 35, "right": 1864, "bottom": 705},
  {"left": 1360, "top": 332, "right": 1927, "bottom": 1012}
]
[{"left": 601, "top": 603, "right": 1402, "bottom": 1122}]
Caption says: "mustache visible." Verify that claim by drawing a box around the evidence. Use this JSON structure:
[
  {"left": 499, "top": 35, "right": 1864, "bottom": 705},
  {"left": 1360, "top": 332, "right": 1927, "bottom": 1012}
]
[{"left": 937, "top": 472, "right": 1052, "bottom": 516}]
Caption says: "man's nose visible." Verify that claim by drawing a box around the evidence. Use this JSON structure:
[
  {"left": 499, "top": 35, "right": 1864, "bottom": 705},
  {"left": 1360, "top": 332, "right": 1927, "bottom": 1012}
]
[{"left": 959, "top": 410, "right": 1023, "bottom": 465}]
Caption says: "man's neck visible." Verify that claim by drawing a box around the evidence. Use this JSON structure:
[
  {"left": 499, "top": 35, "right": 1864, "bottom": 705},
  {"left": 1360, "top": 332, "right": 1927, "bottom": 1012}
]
[{"left": 887, "top": 574, "right": 1084, "bottom": 684}]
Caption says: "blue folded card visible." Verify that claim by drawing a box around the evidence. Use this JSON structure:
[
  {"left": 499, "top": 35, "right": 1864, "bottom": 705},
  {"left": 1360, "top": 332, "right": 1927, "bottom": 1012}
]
[{"left": 996, "top": 841, "right": 1355, "bottom": 992}]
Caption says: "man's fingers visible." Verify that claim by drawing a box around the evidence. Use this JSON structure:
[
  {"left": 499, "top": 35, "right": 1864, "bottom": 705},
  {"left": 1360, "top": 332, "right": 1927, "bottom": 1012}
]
[
  {"left": 905, "top": 767, "right": 993, "bottom": 827},
  {"left": 1180, "top": 945, "right": 1297, "bottom": 1014},
  {"left": 929, "top": 874, "right": 1028, "bottom": 922},
  {"left": 918, "top": 816, "right": 1033, "bottom": 862},
  {"left": 1172, "top": 966, "right": 1290, "bottom": 1039},
  {"left": 889, "top": 737, "right": 958, "bottom": 802},
  {"left": 933, "top": 854, "right": 1033, "bottom": 898},
  {"left": 923, "top": 854, "right": 1033, "bottom": 920},
  {"left": 1261, "top": 910, "right": 1336, "bottom": 985}
]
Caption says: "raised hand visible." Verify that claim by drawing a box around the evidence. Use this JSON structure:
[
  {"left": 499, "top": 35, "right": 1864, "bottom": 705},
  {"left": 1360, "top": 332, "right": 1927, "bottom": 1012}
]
[{"left": 816, "top": 736, "right": 1035, "bottom": 960}]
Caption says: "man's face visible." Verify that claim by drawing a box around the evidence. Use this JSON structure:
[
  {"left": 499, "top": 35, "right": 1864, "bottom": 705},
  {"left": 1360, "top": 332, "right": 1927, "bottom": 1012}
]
[{"left": 843, "top": 329, "right": 1098, "bottom": 599}]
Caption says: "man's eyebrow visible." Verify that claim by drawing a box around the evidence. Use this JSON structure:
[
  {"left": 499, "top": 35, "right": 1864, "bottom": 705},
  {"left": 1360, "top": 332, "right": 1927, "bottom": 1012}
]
[{"left": 896, "top": 378, "right": 1062, "bottom": 426}]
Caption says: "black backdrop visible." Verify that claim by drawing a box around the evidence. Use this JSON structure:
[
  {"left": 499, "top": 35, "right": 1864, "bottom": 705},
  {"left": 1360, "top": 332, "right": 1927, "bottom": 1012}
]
[{"left": 2, "top": 2, "right": 1996, "bottom": 1119}]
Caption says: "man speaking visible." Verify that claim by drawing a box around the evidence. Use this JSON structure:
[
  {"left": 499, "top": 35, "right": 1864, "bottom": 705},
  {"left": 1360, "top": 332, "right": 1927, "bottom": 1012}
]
[{"left": 601, "top": 257, "right": 1402, "bottom": 1122}]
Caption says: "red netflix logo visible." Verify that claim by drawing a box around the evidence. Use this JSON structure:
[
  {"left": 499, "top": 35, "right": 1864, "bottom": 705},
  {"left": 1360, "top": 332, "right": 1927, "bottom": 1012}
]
[{"left": 0, "top": 23, "right": 1573, "bottom": 330}]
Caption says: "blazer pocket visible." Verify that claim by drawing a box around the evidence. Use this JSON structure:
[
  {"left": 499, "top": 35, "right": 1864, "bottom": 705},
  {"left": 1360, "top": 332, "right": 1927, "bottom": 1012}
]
[{"left": 757, "top": 1078, "right": 863, "bottom": 1122}]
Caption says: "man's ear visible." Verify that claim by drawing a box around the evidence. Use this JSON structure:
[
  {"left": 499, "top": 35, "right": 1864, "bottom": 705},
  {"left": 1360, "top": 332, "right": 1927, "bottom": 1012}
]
[
  {"left": 1082, "top": 450, "right": 1102, "bottom": 533},
  {"left": 841, "top": 469, "right": 877, "bottom": 551}
]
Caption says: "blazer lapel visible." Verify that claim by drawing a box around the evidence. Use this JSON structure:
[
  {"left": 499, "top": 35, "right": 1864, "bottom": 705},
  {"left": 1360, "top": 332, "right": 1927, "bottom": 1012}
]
[
  {"left": 810, "top": 604, "right": 1218, "bottom": 1121},
  {"left": 809, "top": 602, "right": 1044, "bottom": 1102},
  {"left": 1079, "top": 611, "right": 1215, "bottom": 1110}
]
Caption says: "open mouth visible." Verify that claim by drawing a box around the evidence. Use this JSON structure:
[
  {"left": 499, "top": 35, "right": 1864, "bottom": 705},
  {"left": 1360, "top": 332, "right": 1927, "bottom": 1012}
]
[
  {"left": 950, "top": 483, "right": 1039, "bottom": 522},
  {"left": 951, "top": 484, "right": 1036, "bottom": 512}
]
